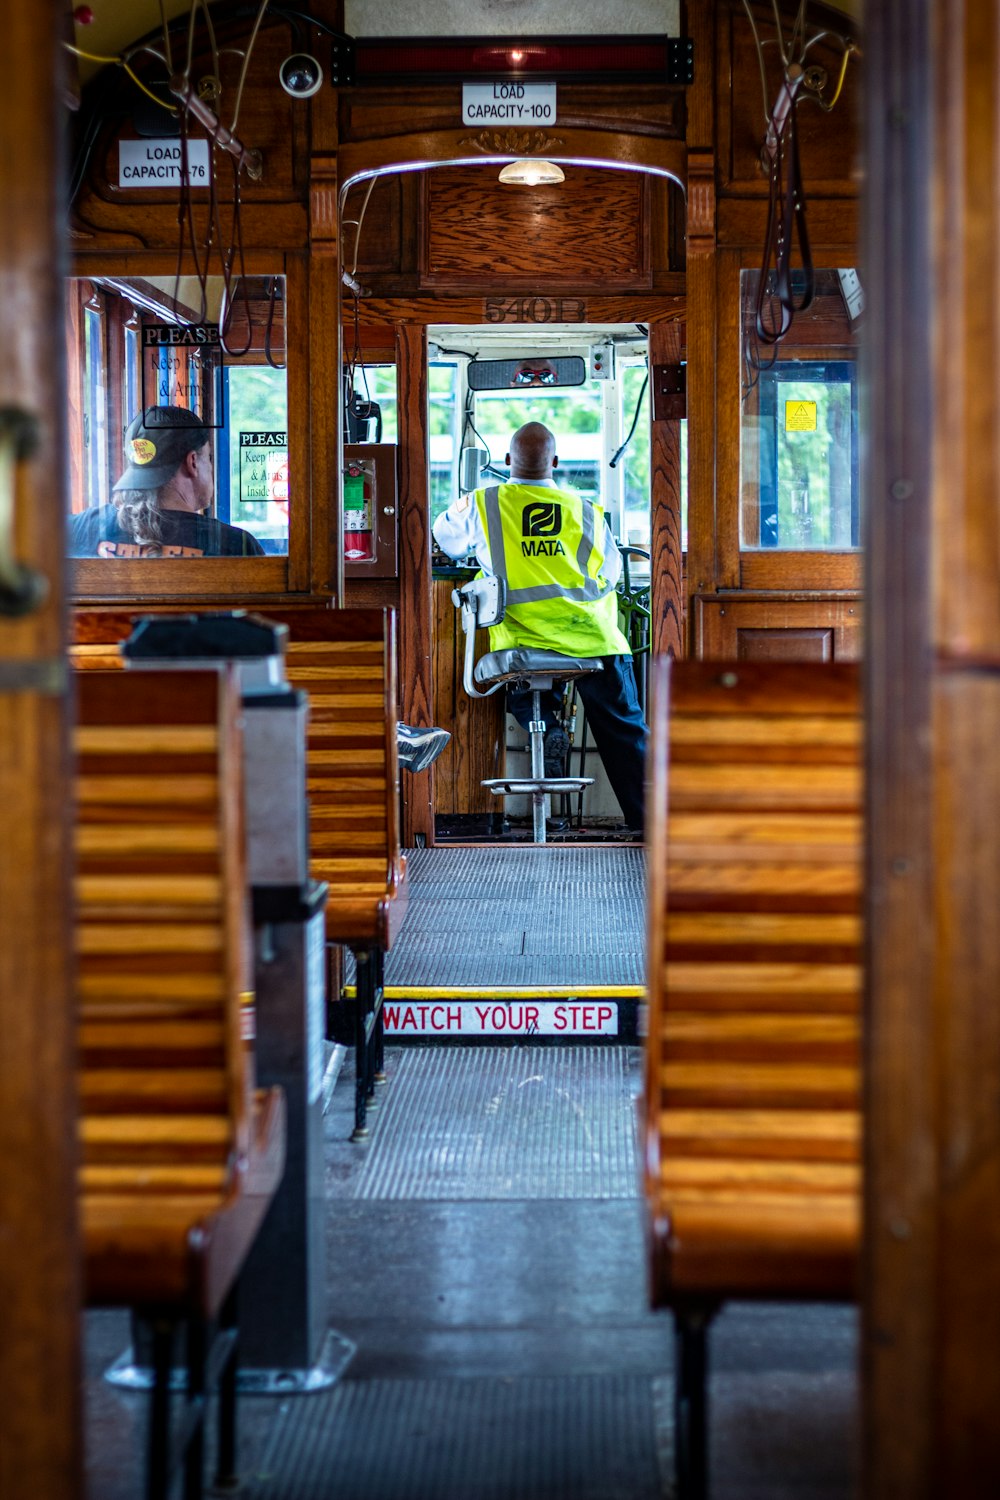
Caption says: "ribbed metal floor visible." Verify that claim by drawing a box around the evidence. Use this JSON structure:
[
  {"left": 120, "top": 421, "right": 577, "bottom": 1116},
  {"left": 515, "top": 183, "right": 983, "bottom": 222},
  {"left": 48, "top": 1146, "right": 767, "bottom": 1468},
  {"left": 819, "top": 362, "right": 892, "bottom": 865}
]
[
  {"left": 245, "top": 1374, "right": 663, "bottom": 1500},
  {"left": 84, "top": 1040, "right": 859, "bottom": 1500},
  {"left": 352, "top": 1046, "right": 640, "bottom": 1202},
  {"left": 368, "top": 846, "right": 646, "bottom": 990}
]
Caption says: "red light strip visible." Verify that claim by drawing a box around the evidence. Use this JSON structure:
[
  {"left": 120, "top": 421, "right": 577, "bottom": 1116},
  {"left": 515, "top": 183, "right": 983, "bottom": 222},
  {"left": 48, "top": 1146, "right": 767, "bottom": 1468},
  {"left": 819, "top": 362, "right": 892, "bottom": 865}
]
[{"left": 353, "top": 36, "right": 673, "bottom": 82}]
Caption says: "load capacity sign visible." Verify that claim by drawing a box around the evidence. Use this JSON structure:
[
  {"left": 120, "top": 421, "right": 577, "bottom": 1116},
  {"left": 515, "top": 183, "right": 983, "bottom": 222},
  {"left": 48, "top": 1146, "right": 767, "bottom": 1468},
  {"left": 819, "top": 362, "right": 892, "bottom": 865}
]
[
  {"left": 119, "top": 137, "right": 211, "bottom": 187},
  {"left": 462, "top": 82, "right": 557, "bottom": 125}
]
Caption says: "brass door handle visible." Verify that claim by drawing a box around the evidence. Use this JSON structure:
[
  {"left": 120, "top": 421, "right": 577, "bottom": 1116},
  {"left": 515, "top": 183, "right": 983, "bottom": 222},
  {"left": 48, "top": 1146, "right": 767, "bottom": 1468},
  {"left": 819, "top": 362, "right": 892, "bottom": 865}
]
[{"left": 0, "top": 408, "right": 48, "bottom": 618}]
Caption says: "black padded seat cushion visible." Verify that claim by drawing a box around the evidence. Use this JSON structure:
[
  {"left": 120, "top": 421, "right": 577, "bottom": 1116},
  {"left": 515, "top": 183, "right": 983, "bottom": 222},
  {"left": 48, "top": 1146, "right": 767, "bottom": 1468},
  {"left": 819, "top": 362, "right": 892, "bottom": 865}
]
[{"left": 474, "top": 648, "right": 605, "bottom": 687}]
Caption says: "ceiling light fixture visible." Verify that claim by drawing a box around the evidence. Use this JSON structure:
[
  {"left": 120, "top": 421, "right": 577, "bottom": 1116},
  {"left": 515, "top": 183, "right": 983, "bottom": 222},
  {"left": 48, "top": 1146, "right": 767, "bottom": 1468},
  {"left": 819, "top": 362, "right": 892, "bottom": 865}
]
[{"left": 497, "top": 159, "right": 565, "bottom": 186}]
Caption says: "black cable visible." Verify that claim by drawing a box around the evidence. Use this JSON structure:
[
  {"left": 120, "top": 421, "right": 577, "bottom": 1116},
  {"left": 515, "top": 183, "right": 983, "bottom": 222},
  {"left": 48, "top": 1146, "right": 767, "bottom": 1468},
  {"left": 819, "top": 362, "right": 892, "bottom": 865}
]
[
  {"left": 264, "top": 274, "right": 285, "bottom": 370},
  {"left": 268, "top": 5, "right": 350, "bottom": 41},
  {"left": 68, "top": 100, "right": 107, "bottom": 207},
  {"left": 609, "top": 369, "right": 649, "bottom": 469},
  {"left": 460, "top": 375, "right": 495, "bottom": 475}
]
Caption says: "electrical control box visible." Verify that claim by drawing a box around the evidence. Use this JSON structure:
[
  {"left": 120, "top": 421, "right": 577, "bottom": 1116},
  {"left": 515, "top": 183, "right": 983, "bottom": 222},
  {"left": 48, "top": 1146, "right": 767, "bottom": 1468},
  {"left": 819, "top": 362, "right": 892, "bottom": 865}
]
[{"left": 589, "top": 342, "right": 615, "bottom": 380}]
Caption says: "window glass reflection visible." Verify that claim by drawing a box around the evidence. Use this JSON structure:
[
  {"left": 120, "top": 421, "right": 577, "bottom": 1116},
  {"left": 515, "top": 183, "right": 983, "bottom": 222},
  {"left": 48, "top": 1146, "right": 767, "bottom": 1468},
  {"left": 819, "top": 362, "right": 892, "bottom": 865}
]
[
  {"left": 66, "top": 275, "right": 287, "bottom": 558},
  {"left": 740, "top": 268, "right": 861, "bottom": 551}
]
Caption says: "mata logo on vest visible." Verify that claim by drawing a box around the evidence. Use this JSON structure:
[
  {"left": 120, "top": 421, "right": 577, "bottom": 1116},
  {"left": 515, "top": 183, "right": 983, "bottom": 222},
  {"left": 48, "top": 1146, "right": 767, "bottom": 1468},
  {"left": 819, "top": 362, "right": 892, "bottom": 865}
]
[{"left": 521, "top": 501, "right": 565, "bottom": 557}]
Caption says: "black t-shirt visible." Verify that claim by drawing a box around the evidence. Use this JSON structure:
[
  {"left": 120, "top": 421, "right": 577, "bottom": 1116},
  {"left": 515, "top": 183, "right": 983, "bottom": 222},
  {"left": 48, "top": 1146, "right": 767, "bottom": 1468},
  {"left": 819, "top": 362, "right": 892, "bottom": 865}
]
[{"left": 68, "top": 504, "right": 265, "bottom": 558}]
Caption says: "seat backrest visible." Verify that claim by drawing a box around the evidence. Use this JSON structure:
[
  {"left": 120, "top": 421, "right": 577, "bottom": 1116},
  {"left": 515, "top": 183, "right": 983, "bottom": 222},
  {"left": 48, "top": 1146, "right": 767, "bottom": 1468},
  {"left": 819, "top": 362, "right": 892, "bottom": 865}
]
[
  {"left": 257, "top": 607, "right": 405, "bottom": 946},
  {"left": 643, "top": 660, "right": 863, "bottom": 1296},
  {"left": 75, "top": 667, "right": 255, "bottom": 1197},
  {"left": 72, "top": 605, "right": 405, "bottom": 947}
]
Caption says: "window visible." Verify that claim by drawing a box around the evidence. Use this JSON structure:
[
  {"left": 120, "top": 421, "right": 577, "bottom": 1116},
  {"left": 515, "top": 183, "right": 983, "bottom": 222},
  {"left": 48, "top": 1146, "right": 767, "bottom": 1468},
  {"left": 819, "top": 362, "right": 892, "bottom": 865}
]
[
  {"left": 346, "top": 364, "right": 398, "bottom": 443},
  {"left": 740, "top": 268, "right": 861, "bottom": 551},
  {"left": 426, "top": 331, "right": 669, "bottom": 562},
  {"left": 473, "top": 384, "right": 604, "bottom": 506},
  {"left": 66, "top": 274, "right": 289, "bottom": 563},
  {"left": 217, "top": 364, "right": 289, "bottom": 554},
  {"left": 429, "top": 361, "right": 460, "bottom": 521},
  {"left": 82, "top": 297, "right": 108, "bottom": 512},
  {"left": 743, "top": 362, "right": 859, "bottom": 548}
]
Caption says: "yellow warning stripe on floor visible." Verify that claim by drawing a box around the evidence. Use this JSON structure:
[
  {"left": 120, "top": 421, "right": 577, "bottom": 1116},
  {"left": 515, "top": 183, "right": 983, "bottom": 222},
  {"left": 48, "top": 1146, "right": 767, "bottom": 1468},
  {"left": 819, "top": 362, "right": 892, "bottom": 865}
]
[{"left": 342, "top": 984, "right": 645, "bottom": 1000}]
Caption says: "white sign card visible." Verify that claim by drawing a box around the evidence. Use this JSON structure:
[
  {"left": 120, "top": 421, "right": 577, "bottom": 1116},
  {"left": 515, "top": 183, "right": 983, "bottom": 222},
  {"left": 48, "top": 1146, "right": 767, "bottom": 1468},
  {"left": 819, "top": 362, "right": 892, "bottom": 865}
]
[
  {"left": 384, "top": 999, "right": 619, "bottom": 1037},
  {"left": 462, "top": 82, "right": 557, "bottom": 126},
  {"left": 119, "top": 138, "right": 211, "bottom": 188}
]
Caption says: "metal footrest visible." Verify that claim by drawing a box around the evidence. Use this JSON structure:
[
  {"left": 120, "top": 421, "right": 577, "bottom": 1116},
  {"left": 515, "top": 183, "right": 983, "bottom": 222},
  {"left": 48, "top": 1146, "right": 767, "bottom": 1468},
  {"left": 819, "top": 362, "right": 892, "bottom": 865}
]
[{"left": 482, "top": 777, "right": 594, "bottom": 795}]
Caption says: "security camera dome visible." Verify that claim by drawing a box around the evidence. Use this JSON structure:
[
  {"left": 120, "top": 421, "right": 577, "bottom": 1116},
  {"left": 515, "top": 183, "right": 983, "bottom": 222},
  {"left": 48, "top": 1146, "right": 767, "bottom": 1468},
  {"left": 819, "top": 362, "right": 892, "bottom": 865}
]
[{"left": 279, "top": 54, "right": 323, "bottom": 99}]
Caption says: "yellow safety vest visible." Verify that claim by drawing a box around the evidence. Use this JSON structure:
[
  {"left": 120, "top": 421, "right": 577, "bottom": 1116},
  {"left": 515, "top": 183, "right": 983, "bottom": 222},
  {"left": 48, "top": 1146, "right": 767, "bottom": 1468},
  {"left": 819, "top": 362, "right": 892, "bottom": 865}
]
[{"left": 474, "top": 482, "right": 631, "bottom": 657}]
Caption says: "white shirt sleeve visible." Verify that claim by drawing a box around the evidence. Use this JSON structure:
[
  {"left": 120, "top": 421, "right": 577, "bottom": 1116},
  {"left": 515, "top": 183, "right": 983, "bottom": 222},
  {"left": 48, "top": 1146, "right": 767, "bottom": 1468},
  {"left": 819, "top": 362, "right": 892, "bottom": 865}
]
[{"left": 432, "top": 492, "right": 491, "bottom": 568}]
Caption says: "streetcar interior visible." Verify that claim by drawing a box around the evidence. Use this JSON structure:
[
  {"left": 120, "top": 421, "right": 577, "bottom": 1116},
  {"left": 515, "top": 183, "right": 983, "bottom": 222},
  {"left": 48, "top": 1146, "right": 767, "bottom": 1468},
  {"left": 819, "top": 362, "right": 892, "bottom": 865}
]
[{"left": 12, "top": 2, "right": 990, "bottom": 1499}]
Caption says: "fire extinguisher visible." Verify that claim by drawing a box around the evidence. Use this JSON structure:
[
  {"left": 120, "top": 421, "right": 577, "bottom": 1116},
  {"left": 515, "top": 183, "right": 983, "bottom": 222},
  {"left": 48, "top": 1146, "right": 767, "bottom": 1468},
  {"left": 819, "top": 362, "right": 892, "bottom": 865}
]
[{"left": 343, "top": 460, "right": 375, "bottom": 562}]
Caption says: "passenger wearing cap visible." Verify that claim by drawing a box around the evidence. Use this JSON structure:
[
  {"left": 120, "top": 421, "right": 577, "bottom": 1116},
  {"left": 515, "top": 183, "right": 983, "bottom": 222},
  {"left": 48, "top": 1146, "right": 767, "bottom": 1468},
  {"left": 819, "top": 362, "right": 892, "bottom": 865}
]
[{"left": 69, "top": 405, "right": 265, "bottom": 558}]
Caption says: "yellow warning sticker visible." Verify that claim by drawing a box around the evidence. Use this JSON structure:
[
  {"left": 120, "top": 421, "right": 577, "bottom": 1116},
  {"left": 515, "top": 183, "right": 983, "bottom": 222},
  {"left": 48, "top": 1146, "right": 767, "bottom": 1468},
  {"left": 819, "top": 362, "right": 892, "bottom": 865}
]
[{"left": 785, "top": 400, "right": 817, "bottom": 432}]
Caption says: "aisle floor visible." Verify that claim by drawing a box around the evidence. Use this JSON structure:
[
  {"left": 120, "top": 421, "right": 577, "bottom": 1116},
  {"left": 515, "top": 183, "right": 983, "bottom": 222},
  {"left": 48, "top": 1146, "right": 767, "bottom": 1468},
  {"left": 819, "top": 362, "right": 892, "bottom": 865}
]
[
  {"left": 84, "top": 1045, "right": 859, "bottom": 1499},
  {"left": 353, "top": 845, "right": 647, "bottom": 990}
]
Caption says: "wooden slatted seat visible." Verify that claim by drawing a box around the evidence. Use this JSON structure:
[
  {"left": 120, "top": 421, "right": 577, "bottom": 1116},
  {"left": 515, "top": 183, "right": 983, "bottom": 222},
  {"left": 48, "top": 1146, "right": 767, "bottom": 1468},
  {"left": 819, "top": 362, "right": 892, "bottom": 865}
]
[
  {"left": 262, "top": 606, "right": 406, "bottom": 1137},
  {"left": 643, "top": 660, "right": 862, "bottom": 1500},
  {"left": 269, "top": 607, "right": 406, "bottom": 947},
  {"left": 72, "top": 605, "right": 407, "bottom": 1137},
  {"left": 76, "top": 667, "right": 286, "bottom": 1500}
]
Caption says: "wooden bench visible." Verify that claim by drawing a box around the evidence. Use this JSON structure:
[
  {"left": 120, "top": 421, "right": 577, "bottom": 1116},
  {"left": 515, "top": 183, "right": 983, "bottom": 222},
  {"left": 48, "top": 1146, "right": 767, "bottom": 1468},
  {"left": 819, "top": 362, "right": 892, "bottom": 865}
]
[
  {"left": 73, "top": 605, "right": 407, "bottom": 1138},
  {"left": 76, "top": 667, "right": 286, "bottom": 1500},
  {"left": 643, "top": 660, "right": 862, "bottom": 1500},
  {"left": 265, "top": 606, "right": 406, "bottom": 1137}
]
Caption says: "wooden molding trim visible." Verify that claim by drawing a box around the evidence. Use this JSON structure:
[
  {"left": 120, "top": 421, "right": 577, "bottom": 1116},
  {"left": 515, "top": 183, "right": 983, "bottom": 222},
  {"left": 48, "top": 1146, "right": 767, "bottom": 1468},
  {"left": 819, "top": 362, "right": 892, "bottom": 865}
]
[
  {"left": 311, "top": 183, "right": 339, "bottom": 245},
  {"left": 687, "top": 148, "right": 716, "bottom": 254},
  {"left": 338, "top": 127, "right": 686, "bottom": 191}
]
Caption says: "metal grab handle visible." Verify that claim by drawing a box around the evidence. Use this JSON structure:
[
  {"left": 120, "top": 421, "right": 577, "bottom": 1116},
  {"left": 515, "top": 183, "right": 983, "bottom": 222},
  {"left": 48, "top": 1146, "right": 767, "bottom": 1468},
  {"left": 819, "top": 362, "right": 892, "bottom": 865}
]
[
  {"left": 453, "top": 589, "right": 498, "bottom": 699},
  {"left": 0, "top": 408, "right": 48, "bottom": 618},
  {"left": 452, "top": 584, "right": 505, "bottom": 700}
]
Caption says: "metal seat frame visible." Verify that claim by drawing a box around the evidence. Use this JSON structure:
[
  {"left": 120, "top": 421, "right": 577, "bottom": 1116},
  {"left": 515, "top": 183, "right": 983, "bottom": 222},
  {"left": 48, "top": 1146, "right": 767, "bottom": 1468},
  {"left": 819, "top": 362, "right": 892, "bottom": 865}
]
[{"left": 452, "top": 579, "right": 602, "bottom": 843}]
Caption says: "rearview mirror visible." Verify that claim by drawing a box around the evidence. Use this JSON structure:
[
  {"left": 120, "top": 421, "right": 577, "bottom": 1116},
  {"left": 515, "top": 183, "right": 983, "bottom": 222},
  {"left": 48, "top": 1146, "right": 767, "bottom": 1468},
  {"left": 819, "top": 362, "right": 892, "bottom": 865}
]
[{"left": 466, "top": 356, "right": 586, "bottom": 391}]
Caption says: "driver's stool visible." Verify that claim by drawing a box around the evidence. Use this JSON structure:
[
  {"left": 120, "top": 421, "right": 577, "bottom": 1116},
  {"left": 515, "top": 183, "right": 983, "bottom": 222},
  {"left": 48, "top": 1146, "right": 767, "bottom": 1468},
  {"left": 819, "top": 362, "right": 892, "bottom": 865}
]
[{"left": 474, "top": 647, "right": 604, "bottom": 843}]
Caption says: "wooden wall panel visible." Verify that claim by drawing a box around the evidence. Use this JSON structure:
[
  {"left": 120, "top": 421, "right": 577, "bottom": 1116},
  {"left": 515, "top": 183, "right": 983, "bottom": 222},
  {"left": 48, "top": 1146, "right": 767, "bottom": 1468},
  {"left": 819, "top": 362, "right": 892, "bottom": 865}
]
[
  {"left": 352, "top": 293, "right": 686, "bottom": 326},
  {"left": 343, "top": 174, "right": 405, "bottom": 276},
  {"left": 70, "top": 20, "right": 309, "bottom": 252},
  {"left": 0, "top": 2, "right": 81, "bottom": 1495},
  {"left": 349, "top": 171, "right": 679, "bottom": 296},
  {"left": 648, "top": 319, "right": 685, "bottom": 658},
  {"left": 695, "top": 594, "right": 862, "bottom": 661},
  {"left": 396, "top": 322, "right": 433, "bottom": 845},
  {"left": 420, "top": 167, "right": 649, "bottom": 291},
  {"left": 718, "top": 1, "right": 861, "bottom": 201},
  {"left": 338, "top": 84, "right": 686, "bottom": 147},
  {"left": 865, "top": 0, "right": 1000, "bottom": 1493},
  {"left": 305, "top": 252, "right": 337, "bottom": 597},
  {"left": 432, "top": 580, "right": 506, "bottom": 817},
  {"left": 718, "top": 196, "right": 859, "bottom": 253}
]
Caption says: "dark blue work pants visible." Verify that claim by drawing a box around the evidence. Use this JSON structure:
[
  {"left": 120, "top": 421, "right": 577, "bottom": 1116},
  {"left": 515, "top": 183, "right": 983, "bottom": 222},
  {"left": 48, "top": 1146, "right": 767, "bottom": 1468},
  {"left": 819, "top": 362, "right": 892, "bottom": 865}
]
[{"left": 507, "top": 654, "right": 648, "bottom": 832}]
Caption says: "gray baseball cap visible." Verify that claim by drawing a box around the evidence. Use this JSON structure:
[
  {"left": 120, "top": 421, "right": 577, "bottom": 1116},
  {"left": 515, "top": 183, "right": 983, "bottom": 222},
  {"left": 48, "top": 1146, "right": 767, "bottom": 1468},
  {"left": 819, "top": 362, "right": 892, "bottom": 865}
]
[{"left": 113, "top": 406, "right": 210, "bottom": 492}]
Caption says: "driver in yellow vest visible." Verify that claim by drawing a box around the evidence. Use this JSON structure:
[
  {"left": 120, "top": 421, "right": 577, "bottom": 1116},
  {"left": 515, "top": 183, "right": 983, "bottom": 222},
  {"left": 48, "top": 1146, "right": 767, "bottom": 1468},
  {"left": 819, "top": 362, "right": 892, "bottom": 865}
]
[{"left": 433, "top": 421, "right": 647, "bottom": 834}]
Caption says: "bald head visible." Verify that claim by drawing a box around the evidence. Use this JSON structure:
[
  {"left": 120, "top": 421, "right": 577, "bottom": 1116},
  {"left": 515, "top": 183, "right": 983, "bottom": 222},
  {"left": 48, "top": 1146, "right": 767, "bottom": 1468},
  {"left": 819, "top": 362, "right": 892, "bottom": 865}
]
[{"left": 507, "top": 422, "right": 557, "bottom": 481}]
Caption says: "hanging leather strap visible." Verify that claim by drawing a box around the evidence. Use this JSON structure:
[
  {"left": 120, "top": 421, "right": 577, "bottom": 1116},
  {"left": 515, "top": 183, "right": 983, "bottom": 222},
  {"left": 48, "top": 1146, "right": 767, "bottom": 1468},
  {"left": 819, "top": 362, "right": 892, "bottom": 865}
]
[{"left": 755, "top": 89, "right": 815, "bottom": 345}]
